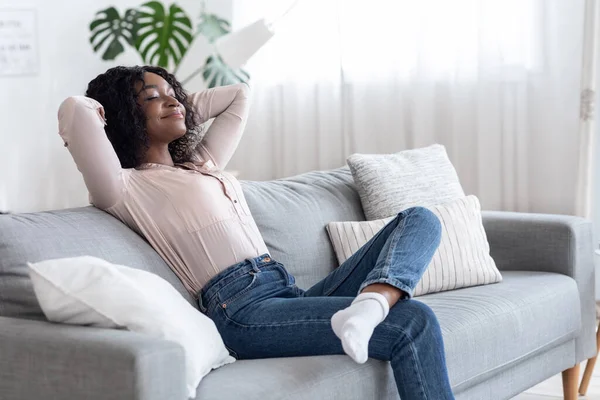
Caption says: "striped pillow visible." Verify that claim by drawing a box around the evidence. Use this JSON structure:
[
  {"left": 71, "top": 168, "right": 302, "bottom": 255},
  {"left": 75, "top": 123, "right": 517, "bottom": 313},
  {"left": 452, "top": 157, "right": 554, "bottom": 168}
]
[{"left": 326, "top": 196, "right": 502, "bottom": 297}]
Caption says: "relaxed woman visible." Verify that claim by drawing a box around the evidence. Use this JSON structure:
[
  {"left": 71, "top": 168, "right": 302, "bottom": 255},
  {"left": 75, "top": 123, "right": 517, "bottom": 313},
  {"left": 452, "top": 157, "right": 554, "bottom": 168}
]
[{"left": 58, "top": 65, "right": 454, "bottom": 399}]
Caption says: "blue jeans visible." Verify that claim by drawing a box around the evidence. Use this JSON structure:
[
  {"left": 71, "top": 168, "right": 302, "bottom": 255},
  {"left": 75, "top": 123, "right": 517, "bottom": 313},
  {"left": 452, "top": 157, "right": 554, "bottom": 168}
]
[{"left": 199, "top": 207, "right": 454, "bottom": 399}]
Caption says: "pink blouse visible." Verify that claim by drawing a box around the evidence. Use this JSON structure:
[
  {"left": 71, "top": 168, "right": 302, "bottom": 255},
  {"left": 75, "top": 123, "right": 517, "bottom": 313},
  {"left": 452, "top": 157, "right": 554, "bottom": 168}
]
[{"left": 58, "top": 83, "right": 269, "bottom": 296}]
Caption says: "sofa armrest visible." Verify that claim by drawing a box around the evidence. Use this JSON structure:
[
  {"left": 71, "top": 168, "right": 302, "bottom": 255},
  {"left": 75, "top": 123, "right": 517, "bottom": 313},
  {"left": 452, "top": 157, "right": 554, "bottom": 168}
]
[
  {"left": 0, "top": 316, "right": 186, "bottom": 400},
  {"left": 482, "top": 211, "right": 596, "bottom": 362}
]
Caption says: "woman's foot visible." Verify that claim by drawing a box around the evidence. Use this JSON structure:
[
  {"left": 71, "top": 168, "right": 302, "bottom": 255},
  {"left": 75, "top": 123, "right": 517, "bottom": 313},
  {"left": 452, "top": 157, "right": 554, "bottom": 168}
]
[{"left": 331, "top": 292, "right": 390, "bottom": 363}]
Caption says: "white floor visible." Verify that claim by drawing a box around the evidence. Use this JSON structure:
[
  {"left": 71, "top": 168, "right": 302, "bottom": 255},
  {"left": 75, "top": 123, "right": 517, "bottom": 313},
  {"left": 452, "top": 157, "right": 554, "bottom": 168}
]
[{"left": 511, "top": 361, "right": 600, "bottom": 400}]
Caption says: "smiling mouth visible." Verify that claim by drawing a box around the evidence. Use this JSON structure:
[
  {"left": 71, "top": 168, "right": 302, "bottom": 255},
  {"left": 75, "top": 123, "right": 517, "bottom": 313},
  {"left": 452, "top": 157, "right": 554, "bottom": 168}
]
[{"left": 162, "top": 111, "right": 184, "bottom": 119}]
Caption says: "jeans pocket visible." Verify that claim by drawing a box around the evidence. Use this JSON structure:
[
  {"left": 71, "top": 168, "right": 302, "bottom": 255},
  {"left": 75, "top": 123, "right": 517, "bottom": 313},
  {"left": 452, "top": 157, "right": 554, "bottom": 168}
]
[
  {"left": 218, "top": 263, "right": 290, "bottom": 319},
  {"left": 217, "top": 270, "right": 259, "bottom": 309}
]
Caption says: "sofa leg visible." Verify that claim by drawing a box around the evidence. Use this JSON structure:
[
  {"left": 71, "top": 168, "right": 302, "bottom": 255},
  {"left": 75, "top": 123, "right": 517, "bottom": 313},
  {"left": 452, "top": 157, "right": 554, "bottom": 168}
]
[
  {"left": 562, "top": 364, "right": 580, "bottom": 400},
  {"left": 580, "top": 356, "right": 597, "bottom": 396},
  {"left": 579, "top": 320, "right": 600, "bottom": 395}
]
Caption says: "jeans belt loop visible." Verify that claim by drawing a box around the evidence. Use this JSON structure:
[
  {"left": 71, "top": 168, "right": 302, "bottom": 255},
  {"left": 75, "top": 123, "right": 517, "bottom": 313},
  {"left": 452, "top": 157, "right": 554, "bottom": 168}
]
[
  {"left": 246, "top": 256, "right": 261, "bottom": 273},
  {"left": 197, "top": 292, "right": 207, "bottom": 314}
]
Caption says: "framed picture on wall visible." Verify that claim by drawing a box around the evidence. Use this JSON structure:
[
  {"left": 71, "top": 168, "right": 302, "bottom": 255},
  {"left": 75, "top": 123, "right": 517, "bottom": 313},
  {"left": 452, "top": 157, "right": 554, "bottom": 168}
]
[{"left": 0, "top": 9, "right": 38, "bottom": 76}]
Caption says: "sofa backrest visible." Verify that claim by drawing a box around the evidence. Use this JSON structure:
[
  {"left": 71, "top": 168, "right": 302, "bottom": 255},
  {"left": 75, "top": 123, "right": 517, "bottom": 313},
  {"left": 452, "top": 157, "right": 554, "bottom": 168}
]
[
  {"left": 0, "top": 166, "right": 364, "bottom": 320},
  {"left": 0, "top": 207, "right": 195, "bottom": 319},
  {"left": 241, "top": 166, "right": 365, "bottom": 289}
]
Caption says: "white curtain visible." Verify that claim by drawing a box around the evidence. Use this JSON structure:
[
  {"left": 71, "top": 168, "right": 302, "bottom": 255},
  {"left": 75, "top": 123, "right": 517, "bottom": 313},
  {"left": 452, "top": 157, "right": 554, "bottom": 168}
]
[
  {"left": 576, "top": 0, "right": 598, "bottom": 219},
  {"left": 228, "top": 0, "right": 591, "bottom": 215}
]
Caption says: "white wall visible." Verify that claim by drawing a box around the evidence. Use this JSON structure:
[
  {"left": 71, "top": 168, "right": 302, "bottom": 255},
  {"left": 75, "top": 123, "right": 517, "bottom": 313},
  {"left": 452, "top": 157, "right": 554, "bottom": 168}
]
[{"left": 0, "top": 0, "right": 231, "bottom": 213}]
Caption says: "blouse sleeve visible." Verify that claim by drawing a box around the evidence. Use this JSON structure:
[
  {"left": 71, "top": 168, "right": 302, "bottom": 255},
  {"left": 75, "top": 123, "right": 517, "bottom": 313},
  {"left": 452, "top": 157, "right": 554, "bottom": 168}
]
[
  {"left": 58, "top": 96, "right": 126, "bottom": 209},
  {"left": 189, "top": 83, "right": 251, "bottom": 169}
]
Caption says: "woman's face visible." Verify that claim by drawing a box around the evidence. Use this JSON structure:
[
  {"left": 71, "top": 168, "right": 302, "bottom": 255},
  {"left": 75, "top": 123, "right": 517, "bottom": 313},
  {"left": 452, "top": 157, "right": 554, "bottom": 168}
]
[{"left": 135, "top": 72, "right": 187, "bottom": 145}]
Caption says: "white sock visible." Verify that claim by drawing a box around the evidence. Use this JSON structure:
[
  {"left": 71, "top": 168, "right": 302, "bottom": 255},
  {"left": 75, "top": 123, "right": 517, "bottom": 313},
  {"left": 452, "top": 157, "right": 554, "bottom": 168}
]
[{"left": 331, "top": 292, "right": 390, "bottom": 364}]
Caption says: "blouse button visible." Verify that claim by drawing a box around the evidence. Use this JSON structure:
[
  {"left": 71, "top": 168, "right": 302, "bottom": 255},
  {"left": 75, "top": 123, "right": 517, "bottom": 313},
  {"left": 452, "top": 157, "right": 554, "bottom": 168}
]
[{"left": 234, "top": 200, "right": 238, "bottom": 203}]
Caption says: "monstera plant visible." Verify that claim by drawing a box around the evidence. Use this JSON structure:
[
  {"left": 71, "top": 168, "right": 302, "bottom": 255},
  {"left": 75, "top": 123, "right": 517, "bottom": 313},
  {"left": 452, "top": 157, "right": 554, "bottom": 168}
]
[{"left": 89, "top": 1, "right": 249, "bottom": 88}]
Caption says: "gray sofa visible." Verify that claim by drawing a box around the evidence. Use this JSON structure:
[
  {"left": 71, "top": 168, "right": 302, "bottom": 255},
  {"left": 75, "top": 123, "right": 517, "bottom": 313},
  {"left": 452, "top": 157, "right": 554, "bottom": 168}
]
[{"left": 0, "top": 167, "right": 596, "bottom": 400}]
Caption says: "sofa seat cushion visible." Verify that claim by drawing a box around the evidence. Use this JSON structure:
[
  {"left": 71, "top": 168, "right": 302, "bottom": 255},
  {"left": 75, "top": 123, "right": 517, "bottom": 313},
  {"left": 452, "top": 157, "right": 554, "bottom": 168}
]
[
  {"left": 196, "top": 271, "right": 580, "bottom": 399},
  {"left": 196, "top": 355, "right": 397, "bottom": 400},
  {"left": 423, "top": 271, "right": 580, "bottom": 391}
]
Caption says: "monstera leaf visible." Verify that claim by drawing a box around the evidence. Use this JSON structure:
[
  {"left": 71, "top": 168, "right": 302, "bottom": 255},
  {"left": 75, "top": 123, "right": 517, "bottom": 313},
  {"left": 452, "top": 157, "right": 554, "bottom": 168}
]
[
  {"left": 89, "top": 7, "right": 139, "bottom": 60},
  {"left": 197, "top": 13, "right": 230, "bottom": 43},
  {"left": 135, "top": 1, "right": 194, "bottom": 69},
  {"left": 202, "top": 55, "right": 250, "bottom": 88}
]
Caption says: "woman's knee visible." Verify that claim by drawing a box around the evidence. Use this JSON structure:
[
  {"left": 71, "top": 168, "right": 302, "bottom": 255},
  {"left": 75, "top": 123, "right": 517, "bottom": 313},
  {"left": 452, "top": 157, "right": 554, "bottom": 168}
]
[
  {"left": 398, "top": 206, "right": 441, "bottom": 237},
  {"left": 390, "top": 299, "right": 441, "bottom": 334},
  {"left": 372, "top": 300, "right": 443, "bottom": 361}
]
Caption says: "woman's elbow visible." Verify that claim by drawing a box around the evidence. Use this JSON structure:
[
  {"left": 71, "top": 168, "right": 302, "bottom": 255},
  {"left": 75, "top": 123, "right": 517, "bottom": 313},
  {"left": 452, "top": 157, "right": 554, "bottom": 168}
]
[
  {"left": 236, "top": 81, "right": 251, "bottom": 98},
  {"left": 58, "top": 96, "right": 103, "bottom": 117}
]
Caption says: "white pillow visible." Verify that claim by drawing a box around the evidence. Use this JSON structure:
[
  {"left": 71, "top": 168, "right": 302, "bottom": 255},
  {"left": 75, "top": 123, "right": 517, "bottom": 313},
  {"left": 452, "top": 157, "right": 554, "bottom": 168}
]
[
  {"left": 326, "top": 196, "right": 502, "bottom": 296},
  {"left": 347, "top": 144, "right": 465, "bottom": 220},
  {"left": 27, "top": 256, "right": 234, "bottom": 399}
]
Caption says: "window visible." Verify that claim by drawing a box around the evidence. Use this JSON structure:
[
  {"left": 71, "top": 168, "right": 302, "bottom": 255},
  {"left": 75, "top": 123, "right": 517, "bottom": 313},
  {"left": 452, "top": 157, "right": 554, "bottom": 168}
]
[{"left": 235, "top": 0, "right": 542, "bottom": 84}]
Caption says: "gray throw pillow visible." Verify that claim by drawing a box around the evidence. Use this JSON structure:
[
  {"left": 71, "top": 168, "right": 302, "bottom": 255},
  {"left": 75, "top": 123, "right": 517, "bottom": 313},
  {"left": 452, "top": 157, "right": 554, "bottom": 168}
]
[{"left": 347, "top": 144, "right": 465, "bottom": 220}]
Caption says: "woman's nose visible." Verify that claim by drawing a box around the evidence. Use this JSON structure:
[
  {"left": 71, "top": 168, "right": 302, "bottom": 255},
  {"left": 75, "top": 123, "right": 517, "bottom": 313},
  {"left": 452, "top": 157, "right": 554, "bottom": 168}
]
[{"left": 165, "top": 96, "right": 179, "bottom": 107}]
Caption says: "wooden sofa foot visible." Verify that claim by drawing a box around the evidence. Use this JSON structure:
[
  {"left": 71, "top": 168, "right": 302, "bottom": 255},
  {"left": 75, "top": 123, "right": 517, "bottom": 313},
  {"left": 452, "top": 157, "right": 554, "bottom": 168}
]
[
  {"left": 562, "top": 364, "right": 580, "bottom": 400},
  {"left": 579, "top": 320, "right": 600, "bottom": 395}
]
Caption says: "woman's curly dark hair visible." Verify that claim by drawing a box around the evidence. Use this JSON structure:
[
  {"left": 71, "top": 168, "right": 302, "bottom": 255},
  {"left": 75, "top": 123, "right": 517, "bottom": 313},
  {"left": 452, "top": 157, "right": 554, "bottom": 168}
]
[{"left": 85, "top": 65, "right": 200, "bottom": 168}]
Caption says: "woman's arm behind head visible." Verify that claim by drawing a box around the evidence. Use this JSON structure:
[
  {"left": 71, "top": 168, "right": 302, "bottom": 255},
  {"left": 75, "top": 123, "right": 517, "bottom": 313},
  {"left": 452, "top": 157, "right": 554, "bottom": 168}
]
[
  {"left": 190, "top": 83, "right": 251, "bottom": 170},
  {"left": 58, "top": 96, "right": 126, "bottom": 210}
]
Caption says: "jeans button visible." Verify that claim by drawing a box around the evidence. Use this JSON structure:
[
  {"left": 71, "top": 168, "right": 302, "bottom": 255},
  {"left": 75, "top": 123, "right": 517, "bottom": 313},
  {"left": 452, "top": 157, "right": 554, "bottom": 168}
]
[{"left": 263, "top": 257, "right": 271, "bottom": 262}]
